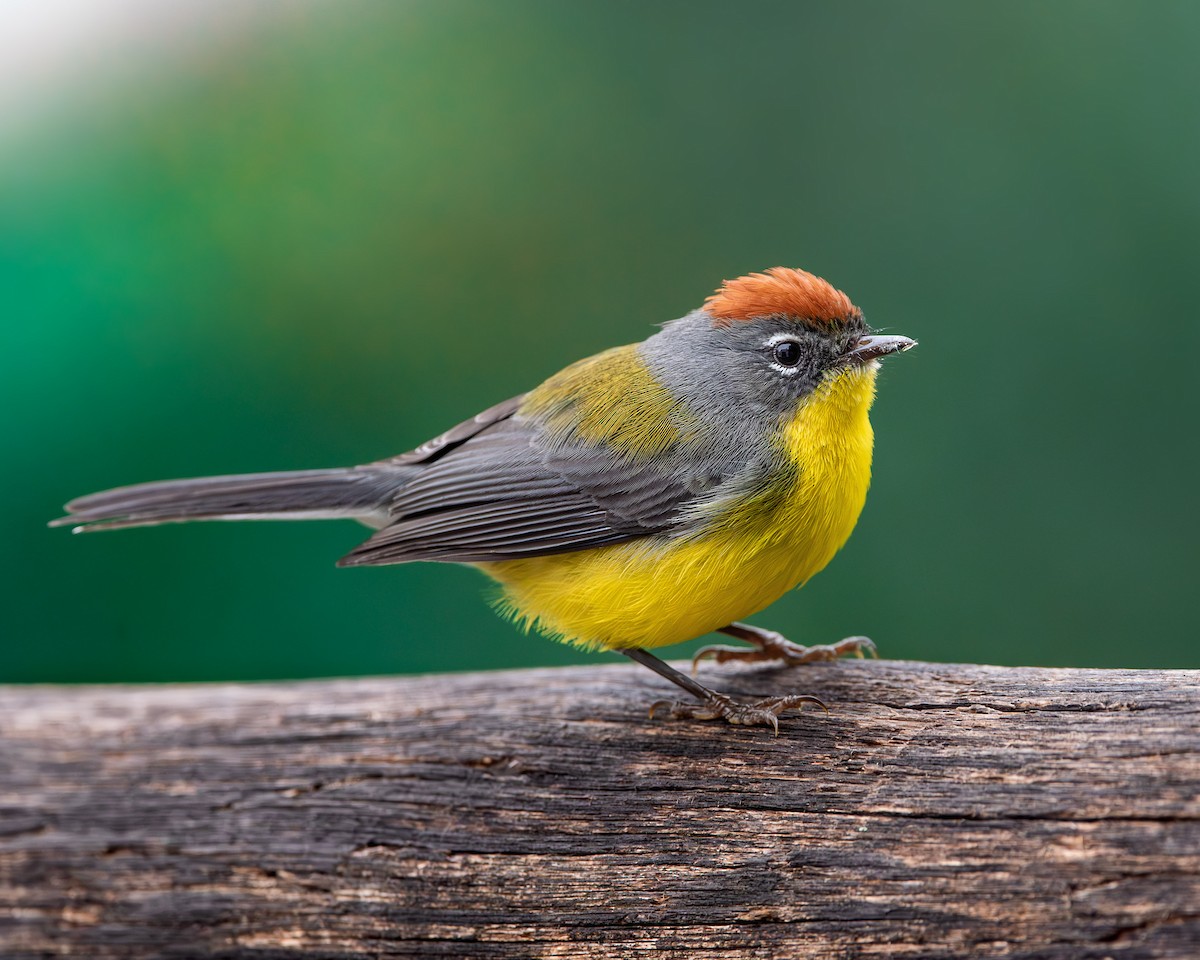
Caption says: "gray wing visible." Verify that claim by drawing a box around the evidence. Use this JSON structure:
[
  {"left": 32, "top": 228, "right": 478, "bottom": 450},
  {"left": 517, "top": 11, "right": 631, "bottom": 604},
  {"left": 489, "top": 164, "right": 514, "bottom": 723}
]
[
  {"left": 387, "top": 395, "right": 527, "bottom": 465},
  {"left": 339, "top": 408, "right": 716, "bottom": 566}
]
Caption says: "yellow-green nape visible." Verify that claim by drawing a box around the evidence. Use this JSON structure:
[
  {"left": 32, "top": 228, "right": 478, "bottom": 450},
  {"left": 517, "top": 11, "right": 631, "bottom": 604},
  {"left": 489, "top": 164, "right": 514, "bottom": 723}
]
[{"left": 519, "top": 344, "right": 700, "bottom": 456}]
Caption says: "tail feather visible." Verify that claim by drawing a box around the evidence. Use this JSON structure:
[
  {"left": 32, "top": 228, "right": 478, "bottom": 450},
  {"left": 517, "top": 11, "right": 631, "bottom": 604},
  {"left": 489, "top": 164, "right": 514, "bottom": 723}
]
[{"left": 51, "top": 467, "right": 407, "bottom": 532}]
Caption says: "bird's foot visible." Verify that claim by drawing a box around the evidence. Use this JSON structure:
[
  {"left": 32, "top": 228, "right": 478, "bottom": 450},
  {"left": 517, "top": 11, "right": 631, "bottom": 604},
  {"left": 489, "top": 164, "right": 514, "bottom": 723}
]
[
  {"left": 648, "top": 691, "right": 827, "bottom": 735},
  {"left": 693, "top": 627, "right": 876, "bottom": 674}
]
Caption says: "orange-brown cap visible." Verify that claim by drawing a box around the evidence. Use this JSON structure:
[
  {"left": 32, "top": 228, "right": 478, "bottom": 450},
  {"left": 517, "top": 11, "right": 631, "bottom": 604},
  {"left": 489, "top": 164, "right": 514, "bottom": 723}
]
[{"left": 704, "top": 267, "right": 860, "bottom": 328}]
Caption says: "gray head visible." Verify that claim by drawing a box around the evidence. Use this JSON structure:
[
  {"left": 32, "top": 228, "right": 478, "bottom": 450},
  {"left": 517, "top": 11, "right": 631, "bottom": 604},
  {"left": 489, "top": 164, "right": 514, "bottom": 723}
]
[{"left": 640, "top": 267, "right": 914, "bottom": 429}]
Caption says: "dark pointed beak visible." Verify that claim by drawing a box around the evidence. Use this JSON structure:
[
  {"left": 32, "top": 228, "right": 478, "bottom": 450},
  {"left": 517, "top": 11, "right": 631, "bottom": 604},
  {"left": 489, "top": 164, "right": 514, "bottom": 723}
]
[{"left": 844, "top": 334, "right": 917, "bottom": 365}]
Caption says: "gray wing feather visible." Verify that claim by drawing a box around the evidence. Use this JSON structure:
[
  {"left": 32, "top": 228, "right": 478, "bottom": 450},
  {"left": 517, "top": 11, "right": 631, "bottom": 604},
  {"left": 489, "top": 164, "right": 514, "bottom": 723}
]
[
  {"left": 339, "top": 413, "right": 711, "bottom": 566},
  {"left": 55, "top": 391, "right": 730, "bottom": 561},
  {"left": 387, "top": 395, "right": 526, "bottom": 465}
]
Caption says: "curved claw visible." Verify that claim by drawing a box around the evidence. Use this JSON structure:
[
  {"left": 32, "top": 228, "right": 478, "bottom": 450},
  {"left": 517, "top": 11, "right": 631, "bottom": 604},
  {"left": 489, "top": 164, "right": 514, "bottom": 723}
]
[
  {"left": 781, "top": 694, "right": 830, "bottom": 714},
  {"left": 691, "top": 644, "right": 754, "bottom": 674},
  {"left": 844, "top": 636, "right": 878, "bottom": 659}
]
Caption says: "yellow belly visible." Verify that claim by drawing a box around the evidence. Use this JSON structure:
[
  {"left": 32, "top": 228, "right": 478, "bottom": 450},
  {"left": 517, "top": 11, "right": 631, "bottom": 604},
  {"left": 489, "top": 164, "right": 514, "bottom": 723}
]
[{"left": 479, "top": 367, "right": 878, "bottom": 650}]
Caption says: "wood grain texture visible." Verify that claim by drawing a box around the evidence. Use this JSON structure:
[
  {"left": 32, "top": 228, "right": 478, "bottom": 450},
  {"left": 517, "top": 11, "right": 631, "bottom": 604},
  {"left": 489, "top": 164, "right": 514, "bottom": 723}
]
[{"left": 1, "top": 659, "right": 1198, "bottom": 958}]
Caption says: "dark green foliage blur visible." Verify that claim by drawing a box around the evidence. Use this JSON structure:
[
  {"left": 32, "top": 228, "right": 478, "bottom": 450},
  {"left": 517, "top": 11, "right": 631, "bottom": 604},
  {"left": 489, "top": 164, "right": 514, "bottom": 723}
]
[{"left": 4, "top": 1, "right": 1198, "bottom": 681}]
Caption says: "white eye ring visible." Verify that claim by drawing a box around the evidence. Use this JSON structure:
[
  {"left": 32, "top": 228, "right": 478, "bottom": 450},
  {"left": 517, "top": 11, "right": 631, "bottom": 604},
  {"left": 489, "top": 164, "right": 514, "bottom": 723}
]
[{"left": 766, "top": 332, "right": 804, "bottom": 375}]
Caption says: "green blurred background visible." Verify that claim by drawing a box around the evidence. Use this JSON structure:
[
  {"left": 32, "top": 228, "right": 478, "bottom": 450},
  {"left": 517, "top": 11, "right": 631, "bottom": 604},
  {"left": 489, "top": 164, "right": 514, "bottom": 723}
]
[{"left": 4, "top": 1, "right": 1198, "bottom": 682}]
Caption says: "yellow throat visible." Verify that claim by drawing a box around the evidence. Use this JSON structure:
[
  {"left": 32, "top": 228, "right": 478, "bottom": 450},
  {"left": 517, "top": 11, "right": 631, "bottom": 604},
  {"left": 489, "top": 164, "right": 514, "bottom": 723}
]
[{"left": 480, "top": 365, "right": 879, "bottom": 651}]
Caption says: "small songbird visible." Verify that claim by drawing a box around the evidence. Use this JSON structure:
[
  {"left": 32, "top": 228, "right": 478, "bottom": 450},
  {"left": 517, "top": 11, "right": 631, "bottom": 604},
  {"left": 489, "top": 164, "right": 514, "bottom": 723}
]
[{"left": 53, "top": 267, "right": 915, "bottom": 731}]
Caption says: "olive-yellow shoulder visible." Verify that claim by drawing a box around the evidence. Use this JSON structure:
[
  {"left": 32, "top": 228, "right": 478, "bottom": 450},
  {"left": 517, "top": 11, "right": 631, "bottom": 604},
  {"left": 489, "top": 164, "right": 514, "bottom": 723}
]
[{"left": 518, "top": 344, "right": 702, "bottom": 457}]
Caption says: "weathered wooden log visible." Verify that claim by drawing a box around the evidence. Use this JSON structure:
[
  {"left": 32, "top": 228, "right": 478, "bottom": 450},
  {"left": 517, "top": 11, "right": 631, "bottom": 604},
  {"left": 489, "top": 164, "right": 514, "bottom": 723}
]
[{"left": 2, "top": 659, "right": 1198, "bottom": 958}]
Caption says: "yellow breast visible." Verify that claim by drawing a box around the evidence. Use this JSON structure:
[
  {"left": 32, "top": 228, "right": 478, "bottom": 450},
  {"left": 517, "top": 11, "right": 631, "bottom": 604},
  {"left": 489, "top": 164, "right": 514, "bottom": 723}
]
[{"left": 480, "top": 366, "right": 879, "bottom": 650}]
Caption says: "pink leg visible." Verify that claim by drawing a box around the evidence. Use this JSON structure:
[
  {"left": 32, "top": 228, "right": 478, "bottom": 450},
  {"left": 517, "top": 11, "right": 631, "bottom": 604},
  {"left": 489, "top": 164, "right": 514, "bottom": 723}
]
[
  {"left": 620, "top": 647, "right": 826, "bottom": 735},
  {"left": 692, "top": 622, "right": 877, "bottom": 674}
]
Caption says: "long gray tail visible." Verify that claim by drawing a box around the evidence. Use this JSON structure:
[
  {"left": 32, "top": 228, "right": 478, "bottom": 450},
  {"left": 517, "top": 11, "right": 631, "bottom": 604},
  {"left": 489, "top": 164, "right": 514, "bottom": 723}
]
[{"left": 50, "top": 467, "right": 408, "bottom": 533}]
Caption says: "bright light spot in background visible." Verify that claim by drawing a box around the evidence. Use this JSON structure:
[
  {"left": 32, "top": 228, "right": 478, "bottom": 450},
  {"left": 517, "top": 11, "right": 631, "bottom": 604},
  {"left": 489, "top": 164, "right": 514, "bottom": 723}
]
[{"left": 0, "top": 0, "right": 293, "bottom": 138}]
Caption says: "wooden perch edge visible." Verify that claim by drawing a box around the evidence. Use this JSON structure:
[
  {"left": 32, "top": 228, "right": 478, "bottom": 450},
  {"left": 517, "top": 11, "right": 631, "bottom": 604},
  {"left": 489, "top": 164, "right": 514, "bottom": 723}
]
[{"left": 2, "top": 659, "right": 1198, "bottom": 959}]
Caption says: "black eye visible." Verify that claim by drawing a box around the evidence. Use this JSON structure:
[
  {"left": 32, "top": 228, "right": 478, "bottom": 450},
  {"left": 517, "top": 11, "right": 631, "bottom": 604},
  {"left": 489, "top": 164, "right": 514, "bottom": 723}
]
[{"left": 772, "top": 339, "right": 802, "bottom": 367}]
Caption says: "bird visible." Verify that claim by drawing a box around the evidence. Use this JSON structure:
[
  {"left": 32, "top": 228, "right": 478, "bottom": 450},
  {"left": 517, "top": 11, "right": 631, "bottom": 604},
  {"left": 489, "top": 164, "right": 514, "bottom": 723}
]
[{"left": 52, "top": 266, "right": 915, "bottom": 731}]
